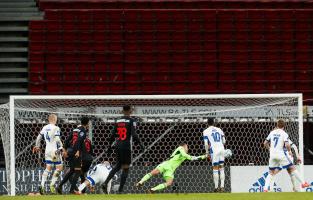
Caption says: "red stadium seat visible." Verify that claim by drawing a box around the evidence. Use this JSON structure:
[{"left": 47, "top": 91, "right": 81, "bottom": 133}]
[{"left": 28, "top": 7, "right": 313, "bottom": 99}]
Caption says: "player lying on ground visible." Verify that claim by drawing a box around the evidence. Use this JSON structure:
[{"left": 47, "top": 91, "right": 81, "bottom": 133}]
[
  {"left": 136, "top": 143, "right": 206, "bottom": 193},
  {"left": 75, "top": 161, "right": 113, "bottom": 194},
  {"left": 263, "top": 119, "right": 309, "bottom": 192},
  {"left": 203, "top": 117, "right": 226, "bottom": 192},
  {"left": 33, "top": 114, "right": 63, "bottom": 194}
]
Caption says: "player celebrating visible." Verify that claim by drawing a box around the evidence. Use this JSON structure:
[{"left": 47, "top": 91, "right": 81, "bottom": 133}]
[
  {"left": 136, "top": 143, "right": 206, "bottom": 193},
  {"left": 101, "top": 105, "right": 144, "bottom": 194},
  {"left": 263, "top": 119, "right": 309, "bottom": 192},
  {"left": 75, "top": 161, "right": 113, "bottom": 194},
  {"left": 203, "top": 117, "right": 226, "bottom": 192},
  {"left": 33, "top": 114, "right": 63, "bottom": 194}
]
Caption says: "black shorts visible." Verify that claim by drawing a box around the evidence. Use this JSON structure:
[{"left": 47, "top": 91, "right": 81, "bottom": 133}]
[
  {"left": 116, "top": 148, "right": 131, "bottom": 165},
  {"left": 69, "top": 156, "right": 81, "bottom": 169},
  {"left": 82, "top": 159, "right": 92, "bottom": 173}
]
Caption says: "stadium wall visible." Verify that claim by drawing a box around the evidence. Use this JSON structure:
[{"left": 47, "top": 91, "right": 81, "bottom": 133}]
[
  {"left": 231, "top": 165, "right": 313, "bottom": 193},
  {"left": 1, "top": 166, "right": 313, "bottom": 194}
]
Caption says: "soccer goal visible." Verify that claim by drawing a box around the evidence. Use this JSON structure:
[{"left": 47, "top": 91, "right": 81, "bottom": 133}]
[{"left": 0, "top": 94, "right": 303, "bottom": 195}]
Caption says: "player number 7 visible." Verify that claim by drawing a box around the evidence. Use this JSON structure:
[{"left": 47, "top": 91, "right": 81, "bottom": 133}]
[{"left": 273, "top": 136, "right": 279, "bottom": 148}]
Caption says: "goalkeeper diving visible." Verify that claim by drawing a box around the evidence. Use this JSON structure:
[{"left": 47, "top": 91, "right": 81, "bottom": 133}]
[{"left": 136, "top": 143, "right": 206, "bottom": 193}]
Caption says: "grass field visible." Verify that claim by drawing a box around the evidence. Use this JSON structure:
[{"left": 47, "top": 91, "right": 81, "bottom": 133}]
[{"left": 0, "top": 193, "right": 312, "bottom": 200}]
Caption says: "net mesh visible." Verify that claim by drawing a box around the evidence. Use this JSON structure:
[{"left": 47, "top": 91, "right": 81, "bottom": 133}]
[{"left": 0, "top": 95, "right": 300, "bottom": 195}]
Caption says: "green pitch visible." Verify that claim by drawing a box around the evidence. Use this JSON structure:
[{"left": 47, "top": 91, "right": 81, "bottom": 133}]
[{"left": 0, "top": 193, "right": 312, "bottom": 200}]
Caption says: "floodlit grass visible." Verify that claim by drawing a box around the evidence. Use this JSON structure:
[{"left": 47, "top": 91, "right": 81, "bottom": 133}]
[{"left": 0, "top": 193, "right": 312, "bottom": 200}]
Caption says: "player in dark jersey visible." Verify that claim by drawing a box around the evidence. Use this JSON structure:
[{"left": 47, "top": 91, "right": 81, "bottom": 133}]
[
  {"left": 79, "top": 135, "right": 93, "bottom": 193},
  {"left": 101, "top": 105, "right": 144, "bottom": 194},
  {"left": 57, "top": 117, "right": 90, "bottom": 194}
]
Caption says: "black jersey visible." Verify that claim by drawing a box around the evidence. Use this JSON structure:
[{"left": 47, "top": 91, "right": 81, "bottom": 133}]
[
  {"left": 109, "top": 116, "right": 142, "bottom": 150},
  {"left": 64, "top": 126, "right": 88, "bottom": 156}
]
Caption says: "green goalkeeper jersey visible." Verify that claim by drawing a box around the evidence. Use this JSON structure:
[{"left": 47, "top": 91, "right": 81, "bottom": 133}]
[{"left": 166, "top": 146, "right": 200, "bottom": 171}]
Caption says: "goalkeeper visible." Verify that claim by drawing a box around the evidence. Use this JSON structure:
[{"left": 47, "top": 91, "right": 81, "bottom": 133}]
[{"left": 136, "top": 143, "right": 206, "bottom": 193}]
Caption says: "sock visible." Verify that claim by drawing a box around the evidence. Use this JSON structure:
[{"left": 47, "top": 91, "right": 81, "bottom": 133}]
[
  {"left": 289, "top": 173, "right": 299, "bottom": 191},
  {"left": 139, "top": 173, "right": 152, "bottom": 184},
  {"left": 219, "top": 168, "right": 225, "bottom": 188},
  {"left": 103, "top": 163, "right": 121, "bottom": 186},
  {"left": 78, "top": 182, "right": 87, "bottom": 192},
  {"left": 80, "top": 174, "right": 87, "bottom": 193},
  {"left": 264, "top": 173, "right": 273, "bottom": 191},
  {"left": 41, "top": 169, "right": 51, "bottom": 187},
  {"left": 50, "top": 169, "right": 61, "bottom": 186},
  {"left": 69, "top": 170, "right": 81, "bottom": 192},
  {"left": 119, "top": 168, "right": 129, "bottom": 192},
  {"left": 58, "top": 169, "right": 74, "bottom": 188},
  {"left": 213, "top": 169, "right": 219, "bottom": 189},
  {"left": 151, "top": 183, "right": 167, "bottom": 191},
  {"left": 290, "top": 170, "right": 304, "bottom": 185}
]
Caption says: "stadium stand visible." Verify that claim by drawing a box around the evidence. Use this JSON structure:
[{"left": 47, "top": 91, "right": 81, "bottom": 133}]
[
  {"left": 29, "top": 9, "right": 313, "bottom": 100},
  {"left": 37, "top": 0, "right": 313, "bottom": 10}
]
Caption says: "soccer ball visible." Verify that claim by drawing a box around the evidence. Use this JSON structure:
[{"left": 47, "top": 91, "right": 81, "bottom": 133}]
[{"left": 224, "top": 149, "right": 232, "bottom": 158}]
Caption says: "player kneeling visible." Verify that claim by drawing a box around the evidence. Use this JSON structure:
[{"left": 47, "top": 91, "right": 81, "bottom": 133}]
[
  {"left": 75, "top": 161, "right": 113, "bottom": 195},
  {"left": 136, "top": 143, "right": 206, "bottom": 193}
]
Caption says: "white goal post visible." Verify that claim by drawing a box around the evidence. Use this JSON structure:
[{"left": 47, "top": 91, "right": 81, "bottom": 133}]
[{"left": 1, "top": 94, "right": 304, "bottom": 195}]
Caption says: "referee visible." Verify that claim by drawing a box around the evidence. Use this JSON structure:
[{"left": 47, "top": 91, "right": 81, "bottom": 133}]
[{"left": 102, "top": 105, "right": 144, "bottom": 193}]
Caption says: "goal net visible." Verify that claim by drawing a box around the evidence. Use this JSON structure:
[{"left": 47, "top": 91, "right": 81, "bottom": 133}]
[{"left": 0, "top": 94, "right": 303, "bottom": 195}]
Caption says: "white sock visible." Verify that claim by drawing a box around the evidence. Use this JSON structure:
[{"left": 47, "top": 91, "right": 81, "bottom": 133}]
[
  {"left": 219, "top": 168, "right": 225, "bottom": 188},
  {"left": 213, "top": 169, "right": 219, "bottom": 188},
  {"left": 289, "top": 173, "right": 299, "bottom": 192},
  {"left": 50, "top": 169, "right": 61, "bottom": 186},
  {"left": 41, "top": 169, "right": 50, "bottom": 187},
  {"left": 290, "top": 170, "right": 304, "bottom": 185},
  {"left": 264, "top": 173, "right": 273, "bottom": 191},
  {"left": 78, "top": 182, "right": 87, "bottom": 192}
]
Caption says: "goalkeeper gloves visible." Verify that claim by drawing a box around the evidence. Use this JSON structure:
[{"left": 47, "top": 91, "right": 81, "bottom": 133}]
[{"left": 191, "top": 155, "right": 207, "bottom": 161}]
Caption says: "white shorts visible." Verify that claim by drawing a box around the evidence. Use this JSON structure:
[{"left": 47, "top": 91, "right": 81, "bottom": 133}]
[
  {"left": 210, "top": 148, "right": 225, "bottom": 166},
  {"left": 268, "top": 152, "right": 293, "bottom": 170},
  {"left": 45, "top": 150, "right": 62, "bottom": 165}
]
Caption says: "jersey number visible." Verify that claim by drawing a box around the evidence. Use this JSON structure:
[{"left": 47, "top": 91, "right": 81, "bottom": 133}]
[
  {"left": 45, "top": 132, "right": 50, "bottom": 142},
  {"left": 273, "top": 136, "right": 279, "bottom": 148},
  {"left": 117, "top": 127, "right": 127, "bottom": 141},
  {"left": 211, "top": 132, "right": 221, "bottom": 142}
]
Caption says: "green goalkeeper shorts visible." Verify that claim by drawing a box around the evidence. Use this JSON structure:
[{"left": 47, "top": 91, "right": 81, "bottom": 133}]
[{"left": 156, "top": 161, "right": 175, "bottom": 180}]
